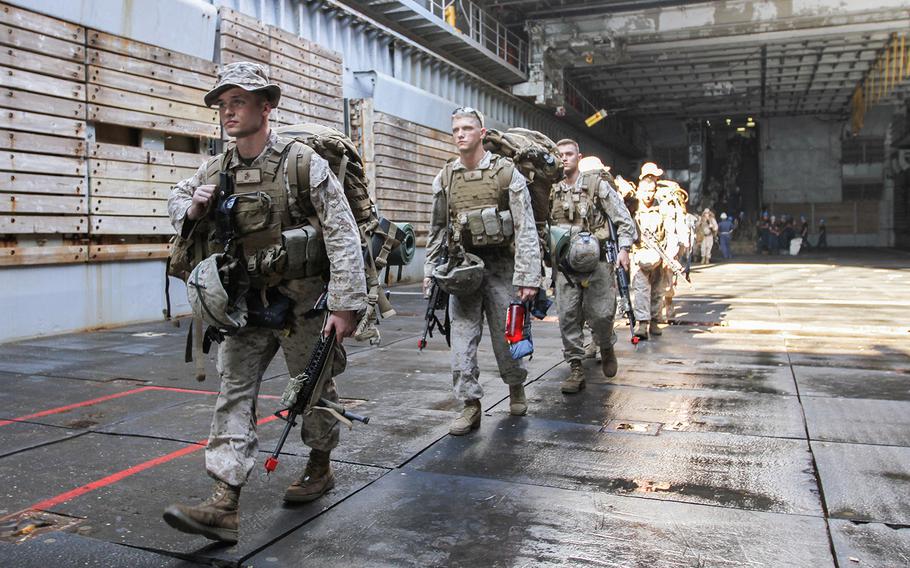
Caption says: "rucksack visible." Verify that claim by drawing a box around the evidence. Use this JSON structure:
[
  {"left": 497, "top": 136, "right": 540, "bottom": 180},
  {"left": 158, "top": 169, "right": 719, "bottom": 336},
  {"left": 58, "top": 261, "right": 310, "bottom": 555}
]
[
  {"left": 483, "top": 127, "right": 564, "bottom": 232},
  {"left": 275, "top": 123, "right": 405, "bottom": 325}
]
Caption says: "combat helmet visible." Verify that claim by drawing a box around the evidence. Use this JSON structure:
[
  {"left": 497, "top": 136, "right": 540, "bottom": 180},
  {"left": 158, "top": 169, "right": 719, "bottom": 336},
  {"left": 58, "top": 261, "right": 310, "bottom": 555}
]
[
  {"left": 433, "top": 253, "right": 485, "bottom": 296},
  {"left": 566, "top": 232, "right": 600, "bottom": 273},
  {"left": 186, "top": 253, "right": 250, "bottom": 330}
]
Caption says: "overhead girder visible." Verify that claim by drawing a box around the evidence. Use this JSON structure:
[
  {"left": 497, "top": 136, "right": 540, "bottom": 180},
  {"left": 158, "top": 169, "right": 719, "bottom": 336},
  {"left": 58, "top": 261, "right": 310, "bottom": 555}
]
[{"left": 511, "top": 0, "right": 910, "bottom": 117}]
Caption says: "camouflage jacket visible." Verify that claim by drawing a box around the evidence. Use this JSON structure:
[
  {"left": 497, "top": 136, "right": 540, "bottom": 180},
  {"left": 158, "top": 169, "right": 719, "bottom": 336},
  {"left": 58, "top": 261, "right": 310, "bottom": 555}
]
[
  {"left": 167, "top": 130, "right": 367, "bottom": 312},
  {"left": 424, "top": 151, "right": 541, "bottom": 288}
]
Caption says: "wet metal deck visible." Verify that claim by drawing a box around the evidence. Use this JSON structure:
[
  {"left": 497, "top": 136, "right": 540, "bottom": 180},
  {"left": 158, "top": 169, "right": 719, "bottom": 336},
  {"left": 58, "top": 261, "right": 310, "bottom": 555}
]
[{"left": 1, "top": 250, "right": 909, "bottom": 567}]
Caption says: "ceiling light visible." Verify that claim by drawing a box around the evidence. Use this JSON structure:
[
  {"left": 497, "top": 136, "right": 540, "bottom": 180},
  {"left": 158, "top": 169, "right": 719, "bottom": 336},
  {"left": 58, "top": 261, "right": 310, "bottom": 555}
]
[
  {"left": 736, "top": 127, "right": 746, "bottom": 132},
  {"left": 725, "top": 118, "right": 732, "bottom": 126}
]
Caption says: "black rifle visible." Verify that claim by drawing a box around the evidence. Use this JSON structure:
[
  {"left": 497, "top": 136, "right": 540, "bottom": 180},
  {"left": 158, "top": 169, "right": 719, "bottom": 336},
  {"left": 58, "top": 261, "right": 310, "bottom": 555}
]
[
  {"left": 264, "top": 292, "right": 369, "bottom": 473},
  {"left": 418, "top": 245, "right": 450, "bottom": 350},
  {"left": 605, "top": 221, "right": 638, "bottom": 345}
]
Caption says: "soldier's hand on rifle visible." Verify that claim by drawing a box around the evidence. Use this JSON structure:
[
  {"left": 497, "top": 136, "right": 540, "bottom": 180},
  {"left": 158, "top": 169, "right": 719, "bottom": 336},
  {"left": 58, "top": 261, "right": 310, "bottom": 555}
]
[
  {"left": 187, "top": 184, "right": 215, "bottom": 220},
  {"left": 517, "top": 286, "right": 537, "bottom": 303},
  {"left": 617, "top": 248, "right": 630, "bottom": 271},
  {"left": 422, "top": 277, "right": 433, "bottom": 298},
  {"left": 324, "top": 310, "right": 356, "bottom": 343}
]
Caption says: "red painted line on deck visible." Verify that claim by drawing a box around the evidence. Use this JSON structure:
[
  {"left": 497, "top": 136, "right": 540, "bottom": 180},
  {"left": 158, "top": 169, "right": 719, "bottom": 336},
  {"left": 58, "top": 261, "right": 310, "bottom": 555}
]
[
  {"left": 30, "top": 411, "right": 287, "bottom": 512},
  {"left": 0, "top": 387, "right": 154, "bottom": 427},
  {"left": 0, "top": 384, "right": 280, "bottom": 428}
]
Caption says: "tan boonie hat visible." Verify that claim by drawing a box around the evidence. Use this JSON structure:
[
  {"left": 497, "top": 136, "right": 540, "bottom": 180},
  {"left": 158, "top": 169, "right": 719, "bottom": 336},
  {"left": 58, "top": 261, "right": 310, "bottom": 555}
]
[
  {"left": 639, "top": 161, "right": 664, "bottom": 180},
  {"left": 204, "top": 61, "right": 281, "bottom": 108}
]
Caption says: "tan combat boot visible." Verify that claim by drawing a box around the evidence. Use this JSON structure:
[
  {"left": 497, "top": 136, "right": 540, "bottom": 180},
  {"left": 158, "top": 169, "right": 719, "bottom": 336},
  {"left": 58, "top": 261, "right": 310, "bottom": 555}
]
[
  {"left": 649, "top": 320, "right": 663, "bottom": 336},
  {"left": 449, "top": 400, "right": 482, "bottom": 435},
  {"left": 634, "top": 320, "right": 650, "bottom": 340},
  {"left": 601, "top": 347, "right": 618, "bottom": 378},
  {"left": 561, "top": 361, "right": 586, "bottom": 394},
  {"left": 584, "top": 342, "right": 599, "bottom": 359},
  {"left": 163, "top": 481, "right": 239, "bottom": 543},
  {"left": 285, "top": 449, "right": 335, "bottom": 503},
  {"left": 509, "top": 384, "right": 528, "bottom": 416}
]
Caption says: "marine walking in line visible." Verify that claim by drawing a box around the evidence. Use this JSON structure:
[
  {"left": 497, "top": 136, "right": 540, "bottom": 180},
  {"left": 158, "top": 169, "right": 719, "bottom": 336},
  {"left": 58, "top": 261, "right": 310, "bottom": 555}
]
[
  {"left": 162, "top": 62, "right": 367, "bottom": 543},
  {"left": 423, "top": 107, "right": 542, "bottom": 435},
  {"left": 629, "top": 162, "right": 679, "bottom": 340},
  {"left": 548, "top": 143, "right": 636, "bottom": 393}
]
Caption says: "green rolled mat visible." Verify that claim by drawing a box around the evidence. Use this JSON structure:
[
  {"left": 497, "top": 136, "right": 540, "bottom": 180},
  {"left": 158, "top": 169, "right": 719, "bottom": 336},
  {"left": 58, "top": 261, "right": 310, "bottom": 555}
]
[{"left": 371, "top": 218, "right": 417, "bottom": 266}]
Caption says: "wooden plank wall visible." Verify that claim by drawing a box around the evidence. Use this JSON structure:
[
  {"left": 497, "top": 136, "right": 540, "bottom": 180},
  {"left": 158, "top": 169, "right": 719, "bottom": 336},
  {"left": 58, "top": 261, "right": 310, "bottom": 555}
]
[
  {"left": 357, "top": 104, "right": 455, "bottom": 246},
  {"left": 1, "top": 3, "right": 344, "bottom": 266},
  {"left": 219, "top": 8, "right": 344, "bottom": 130},
  {"left": 0, "top": 3, "right": 88, "bottom": 264}
]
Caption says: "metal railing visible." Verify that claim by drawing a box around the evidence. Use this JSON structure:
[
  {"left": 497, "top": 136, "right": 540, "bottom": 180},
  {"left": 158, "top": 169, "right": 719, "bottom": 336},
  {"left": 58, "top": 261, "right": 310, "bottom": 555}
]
[{"left": 424, "top": 0, "right": 527, "bottom": 73}]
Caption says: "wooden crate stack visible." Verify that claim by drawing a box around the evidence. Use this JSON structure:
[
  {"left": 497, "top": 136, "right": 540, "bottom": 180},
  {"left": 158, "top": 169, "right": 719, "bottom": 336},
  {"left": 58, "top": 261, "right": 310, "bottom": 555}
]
[
  {"left": 0, "top": 3, "right": 88, "bottom": 264},
  {"left": 85, "top": 28, "right": 217, "bottom": 261},
  {"left": 219, "top": 8, "right": 344, "bottom": 130},
  {"left": 0, "top": 3, "right": 348, "bottom": 268},
  {"left": 352, "top": 102, "right": 455, "bottom": 247}
]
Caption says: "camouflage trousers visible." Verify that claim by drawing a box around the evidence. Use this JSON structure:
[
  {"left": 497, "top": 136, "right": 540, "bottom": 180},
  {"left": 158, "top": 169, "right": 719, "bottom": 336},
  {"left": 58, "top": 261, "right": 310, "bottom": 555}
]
[
  {"left": 207, "top": 276, "right": 341, "bottom": 488},
  {"left": 701, "top": 237, "right": 714, "bottom": 264},
  {"left": 449, "top": 252, "right": 527, "bottom": 401},
  {"left": 630, "top": 262, "right": 668, "bottom": 322},
  {"left": 555, "top": 260, "right": 617, "bottom": 363}
]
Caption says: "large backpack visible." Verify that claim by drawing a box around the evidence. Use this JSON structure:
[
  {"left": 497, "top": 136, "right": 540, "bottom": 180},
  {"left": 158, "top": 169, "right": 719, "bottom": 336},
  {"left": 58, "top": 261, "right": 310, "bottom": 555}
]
[
  {"left": 483, "top": 127, "right": 564, "bottom": 233},
  {"left": 275, "top": 123, "right": 409, "bottom": 326}
]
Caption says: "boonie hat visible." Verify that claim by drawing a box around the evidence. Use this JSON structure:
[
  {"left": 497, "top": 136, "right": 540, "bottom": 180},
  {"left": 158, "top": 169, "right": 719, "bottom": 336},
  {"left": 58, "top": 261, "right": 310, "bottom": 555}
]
[
  {"left": 639, "top": 162, "right": 664, "bottom": 180},
  {"left": 205, "top": 61, "right": 281, "bottom": 107}
]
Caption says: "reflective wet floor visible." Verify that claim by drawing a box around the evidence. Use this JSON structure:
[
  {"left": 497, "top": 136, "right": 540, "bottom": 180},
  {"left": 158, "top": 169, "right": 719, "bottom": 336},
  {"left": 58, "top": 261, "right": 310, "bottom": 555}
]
[{"left": 1, "top": 250, "right": 909, "bottom": 567}]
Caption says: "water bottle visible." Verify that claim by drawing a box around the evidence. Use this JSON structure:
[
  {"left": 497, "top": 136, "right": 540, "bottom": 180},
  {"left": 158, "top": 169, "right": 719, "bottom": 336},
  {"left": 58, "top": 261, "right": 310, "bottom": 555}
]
[{"left": 504, "top": 301, "right": 526, "bottom": 344}]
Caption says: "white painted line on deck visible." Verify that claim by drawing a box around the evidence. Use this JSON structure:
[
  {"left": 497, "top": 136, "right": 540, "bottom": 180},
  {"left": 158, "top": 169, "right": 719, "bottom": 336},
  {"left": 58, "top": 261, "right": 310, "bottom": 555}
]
[{"left": 676, "top": 297, "right": 910, "bottom": 307}]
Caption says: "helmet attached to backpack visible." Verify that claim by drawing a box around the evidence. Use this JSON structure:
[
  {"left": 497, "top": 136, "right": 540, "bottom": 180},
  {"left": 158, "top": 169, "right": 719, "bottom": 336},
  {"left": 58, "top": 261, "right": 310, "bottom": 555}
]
[{"left": 186, "top": 253, "right": 250, "bottom": 331}]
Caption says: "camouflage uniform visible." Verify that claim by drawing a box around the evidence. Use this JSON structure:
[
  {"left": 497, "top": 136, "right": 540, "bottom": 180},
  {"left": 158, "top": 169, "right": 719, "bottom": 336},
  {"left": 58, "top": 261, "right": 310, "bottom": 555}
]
[
  {"left": 425, "top": 151, "right": 541, "bottom": 401},
  {"left": 169, "top": 131, "right": 366, "bottom": 487},
  {"left": 550, "top": 175, "right": 636, "bottom": 363},
  {"left": 655, "top": 186, "right": 689, "bottom": 323},
  {"left": 630, "top": 202, "right": 671, "bottom": 323}
]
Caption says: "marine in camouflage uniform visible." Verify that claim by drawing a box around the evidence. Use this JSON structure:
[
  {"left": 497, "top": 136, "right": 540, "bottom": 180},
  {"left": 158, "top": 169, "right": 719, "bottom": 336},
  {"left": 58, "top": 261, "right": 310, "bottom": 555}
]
[
  {"left": 549, "top": 145, "right": 636, "bottom": 394},
  {"left": 162, "top": 62, "right": 366, "bottom": 543},
  {"left": 630, "top": 163, "right": 675, "bottom": 340},
  {"left": 655, "top": 181, "right": 691, "bottom": 323},
  {"left": 424, "top": 107, "right": 541, "bottom": 436}
]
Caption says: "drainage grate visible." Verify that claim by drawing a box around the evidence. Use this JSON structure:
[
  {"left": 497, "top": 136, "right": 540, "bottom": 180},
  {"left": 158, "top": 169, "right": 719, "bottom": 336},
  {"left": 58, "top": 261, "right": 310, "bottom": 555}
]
[
  {"left": 0, "top": 510, "right": 83, "bottom": 543},
  {"left": 601, "top": 420, "right": 663, "bottom": 436}
]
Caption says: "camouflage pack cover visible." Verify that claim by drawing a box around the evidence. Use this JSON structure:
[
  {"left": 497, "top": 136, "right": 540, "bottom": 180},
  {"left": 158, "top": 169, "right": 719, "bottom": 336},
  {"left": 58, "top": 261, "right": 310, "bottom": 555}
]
[{"left": 483, "top": 127, "right": 564, "bottom": 228}]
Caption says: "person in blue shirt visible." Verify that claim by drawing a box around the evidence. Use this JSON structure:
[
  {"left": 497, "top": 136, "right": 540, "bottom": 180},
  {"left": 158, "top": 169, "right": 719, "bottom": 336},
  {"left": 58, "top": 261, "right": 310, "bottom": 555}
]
[{"left": 718, "top": 212, "right": 734, "bottom": 259}]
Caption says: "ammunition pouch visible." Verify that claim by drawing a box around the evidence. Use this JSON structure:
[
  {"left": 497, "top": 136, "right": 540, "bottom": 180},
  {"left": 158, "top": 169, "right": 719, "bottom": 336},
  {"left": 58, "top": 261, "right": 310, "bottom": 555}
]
[
  {"left": 281, "top": 225, "right": 328, "bottom": 279},
  {"left": 459, "top": 207, "right": 513, "bottom": 248},
  {"left": 167, "top": 233, "right": 195, "bottom": 279},
  {"left": 228, "top": 192, "right": 272, "bottom": 236}
]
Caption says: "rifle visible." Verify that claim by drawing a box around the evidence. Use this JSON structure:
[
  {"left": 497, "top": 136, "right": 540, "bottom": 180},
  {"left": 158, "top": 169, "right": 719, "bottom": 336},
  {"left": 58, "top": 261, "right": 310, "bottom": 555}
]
[
  {"left": 605, "top": 221, "right": 638, "bottom": 345},
  {"left": 264, "top": 292, "right": 370, "bottom": 473},
  {"left": 418, "top": 244, "right": 450, "bottom": 350},
  {"left": 639, "top": 229, "right": 686, "bottom": 277}
]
